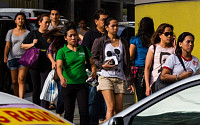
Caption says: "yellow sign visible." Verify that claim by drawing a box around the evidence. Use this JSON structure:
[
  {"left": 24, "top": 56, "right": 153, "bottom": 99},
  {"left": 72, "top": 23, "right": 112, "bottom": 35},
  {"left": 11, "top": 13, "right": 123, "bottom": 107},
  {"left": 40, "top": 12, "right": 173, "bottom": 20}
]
[{"left": 0, "top": 108, "right": 72, "bottom": 125}]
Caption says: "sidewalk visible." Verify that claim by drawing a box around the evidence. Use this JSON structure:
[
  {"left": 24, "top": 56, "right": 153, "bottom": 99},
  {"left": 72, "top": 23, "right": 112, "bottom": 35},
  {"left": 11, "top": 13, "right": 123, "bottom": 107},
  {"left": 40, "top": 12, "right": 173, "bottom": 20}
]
[
  {"left": 24, "top": 92, "right": 80, "bottom": 125},
  {"left": 24, "top": 90, "right": 135, "bottom": 125}
]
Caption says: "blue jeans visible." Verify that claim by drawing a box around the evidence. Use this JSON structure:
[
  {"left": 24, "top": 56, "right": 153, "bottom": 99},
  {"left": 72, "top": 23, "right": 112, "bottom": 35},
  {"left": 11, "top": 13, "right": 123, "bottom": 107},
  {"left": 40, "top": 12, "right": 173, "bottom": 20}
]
[{"left": 89, "top": 86, "right": 106, "bottom": 125}]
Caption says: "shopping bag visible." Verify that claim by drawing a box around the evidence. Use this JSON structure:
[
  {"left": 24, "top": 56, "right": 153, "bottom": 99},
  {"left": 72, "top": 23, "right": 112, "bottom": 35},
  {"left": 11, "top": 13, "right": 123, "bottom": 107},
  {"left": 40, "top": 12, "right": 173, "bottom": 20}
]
[
  {"left": 18, "top": 47, "right": 40, "bottom": 68},
  {"left": 40, "top": 69, "right": 58, "bottom": 102}
]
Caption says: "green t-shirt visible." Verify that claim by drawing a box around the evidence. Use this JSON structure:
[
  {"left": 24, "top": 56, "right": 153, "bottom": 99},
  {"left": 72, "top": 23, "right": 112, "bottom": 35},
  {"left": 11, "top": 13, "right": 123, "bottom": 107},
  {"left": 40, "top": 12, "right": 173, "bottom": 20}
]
[{"left": 56, "top": 44, "right": 92, "bottom": 84}]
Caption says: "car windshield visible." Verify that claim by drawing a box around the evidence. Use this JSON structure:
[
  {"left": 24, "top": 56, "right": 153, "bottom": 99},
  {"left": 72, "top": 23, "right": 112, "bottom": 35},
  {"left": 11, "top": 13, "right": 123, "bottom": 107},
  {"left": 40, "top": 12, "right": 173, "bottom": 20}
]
[{"left": 131, "top": 85, "right": 200, "bottom": 124}]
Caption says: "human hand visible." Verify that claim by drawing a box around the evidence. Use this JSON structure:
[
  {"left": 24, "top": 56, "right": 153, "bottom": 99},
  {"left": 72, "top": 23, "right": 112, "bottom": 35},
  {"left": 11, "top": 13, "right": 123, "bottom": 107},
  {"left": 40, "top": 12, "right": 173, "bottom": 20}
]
[
  {"left": 102, "top": 60, "right": 116, "bottom": 70},
  {"left": 33, "top": 39, "right": 38, "bottom": 46},
  {"left": 60, "top": 77, "right": 67, "bottom": 87},
  {"left": 127, "top": 85, "right": 134, "bottom": 93},
  {"left": 89, "top": 71, "right": 96, "bottom": 79},
  {"left": 145, "top": 86, "right": 152, "bottom": 96},
  {"left": 172, "top": 36, "right": 176, "bottom": 48},
  {"left": 179, "top": 71, "right": 193, "bottom": 80},
  {"left": 52, "top": 62, "right": 56, "bottom": 69},
  {"left": 4, "top": 56, "right": 8, "bottom": 63}
]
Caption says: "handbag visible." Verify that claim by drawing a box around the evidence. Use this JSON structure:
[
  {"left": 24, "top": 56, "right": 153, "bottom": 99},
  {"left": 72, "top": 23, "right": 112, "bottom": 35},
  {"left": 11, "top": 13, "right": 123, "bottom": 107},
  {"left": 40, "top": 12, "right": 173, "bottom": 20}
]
[
  {"left": 40, "top": 69, "right": 58, "bottom": 102},
  {"left": 154, "top": 74, "right": 172, "bottom": 92},
  {"left": 130, "top": 64, "right": 138, "bottom": 84},
  {"left": 154, "top": 55, "right": 186, "bottom": 92},
  {"left": 18, "top": 47, "right": 40, "bottom": 68}
]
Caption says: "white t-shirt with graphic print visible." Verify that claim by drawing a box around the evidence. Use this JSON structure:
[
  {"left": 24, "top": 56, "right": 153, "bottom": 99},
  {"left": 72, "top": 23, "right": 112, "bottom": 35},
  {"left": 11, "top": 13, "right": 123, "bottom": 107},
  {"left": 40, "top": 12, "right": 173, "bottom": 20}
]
[
  {"left": 99, "top": 40, "right": 126, "bottom": 80},
  {"left": 163, "top": 54, "right": 200, "bottom": 75},
  {"left": 149, "top": 44, "right": 175, "bottom": 86}
]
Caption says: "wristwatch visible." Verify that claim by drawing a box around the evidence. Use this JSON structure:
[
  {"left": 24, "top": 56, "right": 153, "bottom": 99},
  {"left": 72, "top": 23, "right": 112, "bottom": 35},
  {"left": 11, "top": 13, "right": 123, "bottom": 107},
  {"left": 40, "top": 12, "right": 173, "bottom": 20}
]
[{"left": 176, "top": 74, "right": 179, "bottom": 81}]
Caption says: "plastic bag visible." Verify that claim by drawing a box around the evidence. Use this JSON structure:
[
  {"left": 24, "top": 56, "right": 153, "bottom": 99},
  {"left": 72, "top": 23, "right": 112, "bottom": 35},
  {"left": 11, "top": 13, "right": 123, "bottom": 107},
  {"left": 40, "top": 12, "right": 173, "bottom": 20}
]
[{"left": 40, "top": 69, "right": 58, "bottom": 102}]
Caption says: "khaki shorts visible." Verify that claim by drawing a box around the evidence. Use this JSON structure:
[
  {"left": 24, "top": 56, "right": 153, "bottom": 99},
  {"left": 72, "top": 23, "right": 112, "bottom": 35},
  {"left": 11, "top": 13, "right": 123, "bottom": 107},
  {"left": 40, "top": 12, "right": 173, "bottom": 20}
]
[{"left": 97, "top": 75, "right": 125, "bottom": 93}]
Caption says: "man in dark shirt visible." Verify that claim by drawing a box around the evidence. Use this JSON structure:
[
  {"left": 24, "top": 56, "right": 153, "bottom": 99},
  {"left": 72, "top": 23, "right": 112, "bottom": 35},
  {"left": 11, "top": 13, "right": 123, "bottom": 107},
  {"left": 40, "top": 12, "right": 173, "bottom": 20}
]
[
  {"left": 82, "top": 9, "right": 109, "bottom": 125},
  {"left": 82, "top": 9, "right": 108, "bottom": 51}
]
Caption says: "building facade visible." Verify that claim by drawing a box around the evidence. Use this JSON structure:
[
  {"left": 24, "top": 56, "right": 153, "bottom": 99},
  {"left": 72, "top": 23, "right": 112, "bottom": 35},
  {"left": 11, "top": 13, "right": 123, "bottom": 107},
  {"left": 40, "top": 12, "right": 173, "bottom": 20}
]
[
  {"left": 135, "top": 0, "right": 200, "bottom": 59},
  {"left": 0, "top": 0, "right": 134, "bottom": 28}
]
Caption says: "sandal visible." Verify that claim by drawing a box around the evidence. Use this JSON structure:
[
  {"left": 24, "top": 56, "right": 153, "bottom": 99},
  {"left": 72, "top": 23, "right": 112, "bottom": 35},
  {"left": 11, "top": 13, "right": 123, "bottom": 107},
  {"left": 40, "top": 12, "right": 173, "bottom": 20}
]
[{"left": 48, "top": 103, "right": 56, "bottom": 110}]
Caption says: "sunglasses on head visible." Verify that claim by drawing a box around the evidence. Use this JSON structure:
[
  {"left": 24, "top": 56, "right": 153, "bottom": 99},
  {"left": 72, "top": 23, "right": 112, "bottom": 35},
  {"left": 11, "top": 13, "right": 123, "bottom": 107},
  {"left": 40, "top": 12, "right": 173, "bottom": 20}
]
[{"left": 163, "top": 32, "right": 173, "bottom": 37}]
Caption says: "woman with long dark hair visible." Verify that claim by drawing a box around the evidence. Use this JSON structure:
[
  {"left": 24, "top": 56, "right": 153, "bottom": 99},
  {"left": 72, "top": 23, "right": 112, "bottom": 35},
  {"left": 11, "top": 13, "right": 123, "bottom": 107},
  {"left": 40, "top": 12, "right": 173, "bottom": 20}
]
[
  {"left": 21, "top": 14, "right": 51, "bottom": 108},
  {"left": 4, "top": 12, "right": 30, "bottom": 98},
  {"left": 43, "top": 27, "right": 66, "bottom": 115},
  {"left": 161, "top": 32, "right": 199, "bottom": 83},
  {"left": 92, "top": 16, "right": 134, "bottom": 121},
  {"left": 144, "top": 23, "right": 175, "bottom": 96},
  {"left": 129, "top": 17, "right": 154, "bottom": 101}
]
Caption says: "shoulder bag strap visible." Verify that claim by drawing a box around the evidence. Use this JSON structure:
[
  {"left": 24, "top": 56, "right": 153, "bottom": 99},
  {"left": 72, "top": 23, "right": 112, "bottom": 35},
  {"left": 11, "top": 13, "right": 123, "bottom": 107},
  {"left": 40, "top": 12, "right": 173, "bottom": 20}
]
[
  {"left": 177, "top": 55, "right": 187, "bottom": 71},
  {"left": 33, "top": 30, "right": 37, "bottom": 39},
  {"left": 151, "top": 45, "right": 156, "bottom": 71}
]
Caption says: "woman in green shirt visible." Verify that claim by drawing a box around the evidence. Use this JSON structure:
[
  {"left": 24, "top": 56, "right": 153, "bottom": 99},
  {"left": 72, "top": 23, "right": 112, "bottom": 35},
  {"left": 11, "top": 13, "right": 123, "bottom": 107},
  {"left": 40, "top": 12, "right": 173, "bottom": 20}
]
[{"left": 56, "top": 22, "right": 96, "bottom": 125}]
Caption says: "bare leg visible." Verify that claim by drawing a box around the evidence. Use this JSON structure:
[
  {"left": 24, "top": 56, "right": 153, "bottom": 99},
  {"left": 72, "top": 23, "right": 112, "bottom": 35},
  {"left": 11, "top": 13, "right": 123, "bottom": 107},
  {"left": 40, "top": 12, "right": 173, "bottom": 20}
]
[
  {"left": 18, "top": 67, "right": 28, "bottom": 98},
  {"left": 114, "top": 93, "right": 124, "bottom": 114},
  {"left": 101, "top": 90, "right": 115, "bottom": 120},
  {"left": 10, "top": 70, "right": 19, "bottom": 97}
]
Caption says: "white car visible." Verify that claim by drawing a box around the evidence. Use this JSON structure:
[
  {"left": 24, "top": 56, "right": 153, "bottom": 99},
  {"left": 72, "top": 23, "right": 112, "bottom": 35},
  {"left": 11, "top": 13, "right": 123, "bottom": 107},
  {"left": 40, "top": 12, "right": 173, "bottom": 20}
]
[
  {"left": 102, "top": 74, "right": 200, "bottom": 125},
  {"left": 0, "top": 92, "right": 74, "bottom": 125},
  {"left": 0, "top": 8, "right": 68, "bottom": 31},
  {"left": 0, "top": 8, "right": 50, "bottom": 19}
]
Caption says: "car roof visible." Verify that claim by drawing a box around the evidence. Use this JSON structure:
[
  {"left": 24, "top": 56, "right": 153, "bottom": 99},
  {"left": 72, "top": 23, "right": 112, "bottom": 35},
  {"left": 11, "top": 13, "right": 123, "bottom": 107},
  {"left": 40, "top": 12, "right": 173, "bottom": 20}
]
[
  {"left": 0, "top": 92, "right": 33, "bottom": 104},
  {"left": 0, "top": 8, "right": 50, "bottom": 12},
  {"left": 0, "top": 8, "right": 50, "bottom": 19},
  {"left": 103, "top": 74, "right": 200, "bottom": 125}
]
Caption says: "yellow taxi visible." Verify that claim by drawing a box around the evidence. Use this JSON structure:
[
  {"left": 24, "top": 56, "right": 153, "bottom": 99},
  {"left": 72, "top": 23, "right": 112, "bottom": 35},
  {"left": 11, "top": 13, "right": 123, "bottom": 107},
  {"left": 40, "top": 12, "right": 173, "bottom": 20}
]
[{"left": 0, "top": 92, "right": 74, "bottom": 125}]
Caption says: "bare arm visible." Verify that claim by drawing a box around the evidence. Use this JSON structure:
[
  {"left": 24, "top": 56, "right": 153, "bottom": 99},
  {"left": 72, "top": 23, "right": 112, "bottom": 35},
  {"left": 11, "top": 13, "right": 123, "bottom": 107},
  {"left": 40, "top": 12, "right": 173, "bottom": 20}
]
[
  {"left": 4, "top": 42, "right": 11, "bottom": 63},
  {"left": 129, "top": 44, "right": 136, "bottom": 61},
  {"left": 89, "top": 57, "right": 96, "bottom": 78},
  {"left": 56, "top": 60, "right": 67, "bottom": 87},
  {"left": 48, "top": 53, "right": 56, "bottom": 69},
  {"left": 161, "top": 68, "right": 193, "bottom": 82},
  {"left": 144, "top": 49, "right": 154, "bottom": 96},
  {"left": 21, "top": 39, "right": 38, "bottom": 50},
  {"left": 160, "top": 68, "right": 176, "bottom": 82}
]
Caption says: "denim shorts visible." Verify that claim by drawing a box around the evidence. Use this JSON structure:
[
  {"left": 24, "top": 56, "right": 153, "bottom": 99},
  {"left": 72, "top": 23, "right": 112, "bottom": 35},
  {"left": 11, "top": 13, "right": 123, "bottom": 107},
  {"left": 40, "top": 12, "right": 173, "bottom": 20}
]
[{"left": 8, "top": 58, "right": 24, "bottom": 70}]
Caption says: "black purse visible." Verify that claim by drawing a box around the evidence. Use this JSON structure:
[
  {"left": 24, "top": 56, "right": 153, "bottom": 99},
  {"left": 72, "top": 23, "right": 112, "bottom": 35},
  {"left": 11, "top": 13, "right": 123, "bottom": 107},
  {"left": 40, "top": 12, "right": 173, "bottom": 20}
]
[{"left": 154, "top": 55, "right": 186, "bottom": 92}]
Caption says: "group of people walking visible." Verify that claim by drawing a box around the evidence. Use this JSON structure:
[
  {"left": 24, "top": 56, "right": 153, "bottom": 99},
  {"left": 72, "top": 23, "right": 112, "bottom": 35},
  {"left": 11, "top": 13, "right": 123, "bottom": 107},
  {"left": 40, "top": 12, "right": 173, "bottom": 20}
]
[
  {"left": 132, "top": 18, "right": 199, "bottom": 102},
  {"left": 3, "top": 7, "right": 200, "bottom": 125}
]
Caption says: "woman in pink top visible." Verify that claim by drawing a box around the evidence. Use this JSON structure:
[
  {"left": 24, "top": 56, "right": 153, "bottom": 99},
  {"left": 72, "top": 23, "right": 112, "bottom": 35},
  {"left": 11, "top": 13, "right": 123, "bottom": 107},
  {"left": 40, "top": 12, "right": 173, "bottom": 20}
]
[{"left": 144, "top": 23, "right": 175, "bottom": 96}]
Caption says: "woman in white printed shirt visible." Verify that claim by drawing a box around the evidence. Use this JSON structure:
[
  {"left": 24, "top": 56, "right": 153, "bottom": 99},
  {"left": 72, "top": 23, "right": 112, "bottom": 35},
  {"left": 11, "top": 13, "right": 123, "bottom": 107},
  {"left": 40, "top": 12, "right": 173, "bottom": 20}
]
[{"left": 161, "top": 32, "right": 200, "bottom": 83}]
